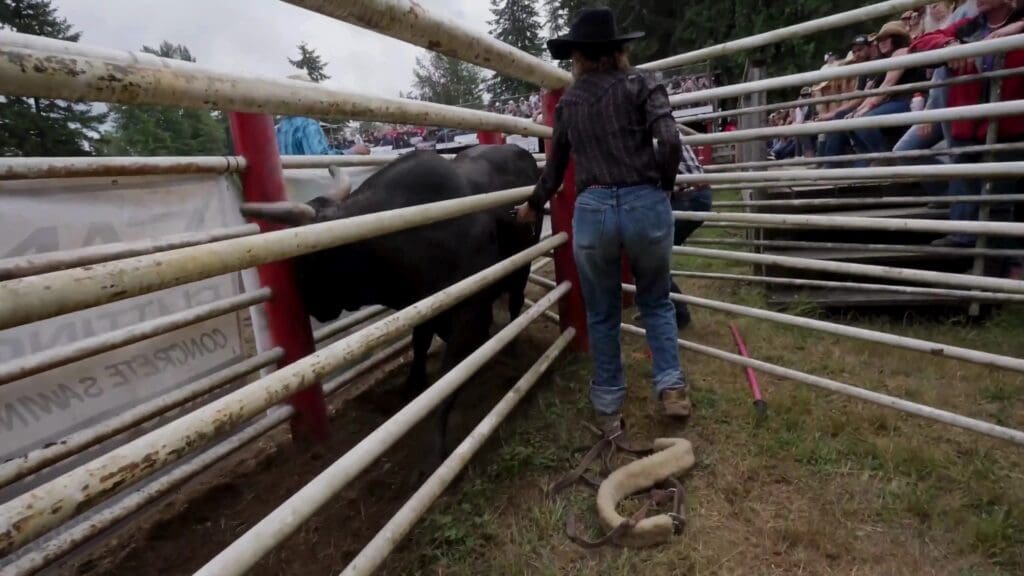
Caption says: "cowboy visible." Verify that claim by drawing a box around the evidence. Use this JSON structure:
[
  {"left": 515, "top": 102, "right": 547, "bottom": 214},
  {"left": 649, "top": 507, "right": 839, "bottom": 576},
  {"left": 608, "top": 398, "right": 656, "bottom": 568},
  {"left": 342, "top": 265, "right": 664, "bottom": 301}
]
[
  {"left": 516, "top": 7, "right": 691, "bottom": 440},
  {"left": 275, "top": 72, "right": 370, "bottom": 156}
]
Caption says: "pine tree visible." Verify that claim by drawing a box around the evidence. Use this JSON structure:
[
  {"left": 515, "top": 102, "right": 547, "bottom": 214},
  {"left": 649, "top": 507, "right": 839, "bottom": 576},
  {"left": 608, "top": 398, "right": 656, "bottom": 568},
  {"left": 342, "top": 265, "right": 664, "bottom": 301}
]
[
  {"left": 288, "top": 42, "right": 331, "bottom": 83},
  {"left": 412, "top": 52, "right": 486, "bottom": 108},
  {"left": 99, "top": 42, "right": 228, "bottom": 156},
  {"left": 488, "top": 0, "right": 543, "bottom": 101},
  {"left": 0, "top": 0, "right": 107, "bottom": 156}
]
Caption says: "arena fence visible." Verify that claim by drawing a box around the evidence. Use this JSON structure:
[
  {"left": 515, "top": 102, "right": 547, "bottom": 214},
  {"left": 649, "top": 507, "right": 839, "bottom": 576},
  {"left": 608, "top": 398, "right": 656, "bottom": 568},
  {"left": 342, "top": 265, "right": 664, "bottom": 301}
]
[{"left": 1, "top": 0, "right": 1023, "bottom": 574}]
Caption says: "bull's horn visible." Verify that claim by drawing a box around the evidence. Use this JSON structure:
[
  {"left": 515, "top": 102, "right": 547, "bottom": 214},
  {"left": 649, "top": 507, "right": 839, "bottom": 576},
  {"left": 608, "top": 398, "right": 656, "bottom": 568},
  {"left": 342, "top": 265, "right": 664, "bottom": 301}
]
[{"left": 239, "top": 201, "right": 317, "bottom": 226}]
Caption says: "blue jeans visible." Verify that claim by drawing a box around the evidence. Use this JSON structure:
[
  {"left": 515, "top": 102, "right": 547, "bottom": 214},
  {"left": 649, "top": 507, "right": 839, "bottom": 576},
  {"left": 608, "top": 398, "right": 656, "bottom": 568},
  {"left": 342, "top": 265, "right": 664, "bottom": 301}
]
[
  {"left": 894, "top": 125, "right": 949, "bottom": 196},
  {"left": 670, "top": 185, "right": 712, "bottom": 245},
  {"left": 573, "top": 184, "right": 686, "bottom": 415},
  {"left": 771, "top": 138, "right": 797, "bottom": 159},
  {"left": 823, "top": 108, "right": 854, "bottom": 167},
  {"left": 945, "top": 143, "right": 1021, "bottom": 246},
  {"left": 850, "top": 100, "right": 911, "bottom": 154}
]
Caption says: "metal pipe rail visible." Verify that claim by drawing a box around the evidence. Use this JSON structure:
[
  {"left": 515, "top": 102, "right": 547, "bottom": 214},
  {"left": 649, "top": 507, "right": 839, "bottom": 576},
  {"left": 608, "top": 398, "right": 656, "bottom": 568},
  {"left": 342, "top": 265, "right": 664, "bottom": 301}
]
[
  {"left": 640, "top": 0, "right": 933, "bottom": 71},
  {"left": 709, "top": 179, "right": 898, "bottom": 191},
  {"left": 0, "top": 234, "right": 565, "bottom": 556},
  {"left": 0, "top": 36, "right": 550, "bottom": 139},
  {"left": 0, "top": 349, "right": 281, "bottom": 492},
  {"left": 0, "top": 156, "right": 246, "bottom": 181},
  {"left": 0, "top": 224, "right": 261, "bottom": 282},
  {"left": 669, "top": 34, "right": 1024, "bottom": 107},
  {"left": 530, "top": 302, "right": 1024, "bottom": 448},
  {"left": 194, "top": 280, "right": 572, "bottom": 576},
  {"left": 283, "top": 0, "right": 572, "bottom": 90},
  {"left": 313, "top": 306, "right": 389, "bottom": 343},
  {"left": 3, "top": 337, "right": 414, "bottom": 576},
  {"left": 529, "top": 274, "right": 1024, "bottom": 373},
  {"left": 674, "top": 246, "right": 1024, "bottom": 294},
  {"left": 705, "top": 142, "right": 1024, "bottom": 173},
  {"left": 0, "top": 289, "right": 271, "bottom": 386},
  {"left": 678, "top": 100, "right": 1024, "bottom": 145},
  {"left": 339, "top": 327, "right": 576, "bottom": 576},
  {"left": 684, "top": 66, "right": 1024, "bottom": 124},
  {"left": 712, "top": 194, "right": 1024, "bottom": 209},
  {"left": 0, "top": 186, "right": 533, "bottom": 332},
  {"left": 685, "top": 237, "right": 1024, "bottom": 259},
  {"left": 674, "top": 209, "right": 1024, "bottom": 238},
  {"left": 672, "top": 270, "right": 1024, "bottom": 304}
]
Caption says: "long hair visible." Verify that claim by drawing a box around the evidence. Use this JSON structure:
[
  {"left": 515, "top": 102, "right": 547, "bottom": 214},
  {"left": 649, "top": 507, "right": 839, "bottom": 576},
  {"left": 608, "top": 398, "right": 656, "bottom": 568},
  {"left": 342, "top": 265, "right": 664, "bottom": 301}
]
[{"left": 571, "top": 45, "right": 631, "bottom": 79}]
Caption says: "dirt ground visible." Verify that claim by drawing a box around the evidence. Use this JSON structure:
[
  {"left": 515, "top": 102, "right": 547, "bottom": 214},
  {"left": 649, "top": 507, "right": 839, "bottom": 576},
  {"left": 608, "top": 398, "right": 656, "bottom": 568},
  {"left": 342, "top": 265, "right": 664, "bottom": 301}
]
[{"left": 54, "top": 255, "right": 1024, "bottom": 576}]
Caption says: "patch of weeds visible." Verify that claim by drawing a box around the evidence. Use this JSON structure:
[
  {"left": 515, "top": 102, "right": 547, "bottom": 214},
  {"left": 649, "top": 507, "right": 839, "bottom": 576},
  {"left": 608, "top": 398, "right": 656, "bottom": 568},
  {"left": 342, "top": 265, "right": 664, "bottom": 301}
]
[
  {"left": 964, "top": 502, "right": 1024, "bottom": 565},
  {"left": 417, "top": 497, "right": 498, "bottom": 565}
]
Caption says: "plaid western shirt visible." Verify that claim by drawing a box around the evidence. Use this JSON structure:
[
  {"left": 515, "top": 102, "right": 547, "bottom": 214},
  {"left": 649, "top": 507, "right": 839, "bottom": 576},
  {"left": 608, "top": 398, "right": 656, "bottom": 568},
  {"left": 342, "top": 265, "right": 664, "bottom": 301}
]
[{"left": 528, "top": 69, "right": 682, "bottom": 211}]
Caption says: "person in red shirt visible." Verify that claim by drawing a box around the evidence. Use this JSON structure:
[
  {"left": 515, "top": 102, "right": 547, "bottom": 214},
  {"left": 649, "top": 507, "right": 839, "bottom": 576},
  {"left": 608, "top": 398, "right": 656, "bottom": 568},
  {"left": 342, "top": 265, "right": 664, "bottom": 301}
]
[{"left": 910, "top": 0, "right": 1024, "bottom": 249}]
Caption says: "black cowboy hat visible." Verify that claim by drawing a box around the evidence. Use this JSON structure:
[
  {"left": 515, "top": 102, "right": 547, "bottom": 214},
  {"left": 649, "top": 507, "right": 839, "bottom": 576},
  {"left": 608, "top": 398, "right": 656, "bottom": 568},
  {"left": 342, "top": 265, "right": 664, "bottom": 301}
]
[{"left": 546, "top": 7, "right": 644, "bottom": 61}]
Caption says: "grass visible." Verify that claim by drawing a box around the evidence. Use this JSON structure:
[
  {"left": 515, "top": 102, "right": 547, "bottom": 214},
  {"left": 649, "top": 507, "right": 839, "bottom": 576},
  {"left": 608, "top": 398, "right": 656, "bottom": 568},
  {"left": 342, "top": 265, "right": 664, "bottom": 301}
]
[{"left": 375, "top": 246, "right": 1024, "bottom": 575}]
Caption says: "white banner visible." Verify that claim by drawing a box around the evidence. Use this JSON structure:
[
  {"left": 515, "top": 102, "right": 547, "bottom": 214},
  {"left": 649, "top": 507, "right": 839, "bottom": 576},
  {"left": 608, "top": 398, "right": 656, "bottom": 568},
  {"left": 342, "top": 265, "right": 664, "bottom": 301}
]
[{"left": 0, "top": 174, "right": 251, "bottom": 462}]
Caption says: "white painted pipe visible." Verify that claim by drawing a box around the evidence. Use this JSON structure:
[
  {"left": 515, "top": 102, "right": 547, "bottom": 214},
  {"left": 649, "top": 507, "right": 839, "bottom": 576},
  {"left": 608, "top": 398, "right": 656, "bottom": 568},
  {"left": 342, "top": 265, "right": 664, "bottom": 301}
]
[
  {"left": 641, "top": 0, "right": 934, "bottom": 71},
  {"left": 670, "top": 34, "right": 1024, "bottom": 107},
  {"left": 684, "top": 237, "right": 1024, "bottom": 259},
  {"left": 672, "top": 270, "right": 1024, "bottom": 304},
  {"left": 283, "top": 0, "right": 571, "bottom": 90},
  {"left": 2, "top": 338, "right": 413, "bottom": 576},
  {"left": 0, "top": 289, "right": 271, "bottom": 386},
  {"left": 619, "top": 282, "right": 1024, "bottom": 374},
  {"left": 0, "top": 234, "right": 566, "bottom": 556},
  {"left": 194, "top": 281, "right": 572, "bottom": 576},
  {"left": 705, "top": 142, "right": 1024, "bottom": 173},
  {"left": 339, "top": 327, "right": 576, "bottom": 576},
  {"left": 0, "top": 156, "right": 246, "bottom": 181},
  {"left": 0, "top": 186, "right": 533, "bottom": 332},
  {"left": 0, "top": 225, "right": 261, "bottom": 282},
  {"left": 0, "top": 349, "right": 282, "bottom": 492},
  {"left": 674, "top": 246, "right": 1024, "bottom": 294},
  {"left": 713, "top": 194, "right": 1024, "bottom": 209},
  {"left": 652, "top": 327, "right": 1024, "bottom": 445},
  {"left": 708, "top": 180, "right": 898, "bottom": 191},
  {"left": 674, "top": 209, "right": 1024, "bottom": 238},
  {"left": 0, "top": 35, "right": 550, "bottom": 139},
  {"left": 313, "top": 306, "right": 390, "bottom": 343},
  {"left": 686, "top": 66, "right": 1024, "bottom": 124},
  {"left": 679, "top": 101, "right": 1024, "bottom": 145},
  {"left": 532, "top": 303, "right": 1024, "bottom": 448}
]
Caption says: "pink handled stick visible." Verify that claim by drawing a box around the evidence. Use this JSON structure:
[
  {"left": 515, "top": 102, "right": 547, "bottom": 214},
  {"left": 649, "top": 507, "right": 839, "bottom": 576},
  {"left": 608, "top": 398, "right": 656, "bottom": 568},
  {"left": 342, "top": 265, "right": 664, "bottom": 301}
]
[{"left": 729, "top": 323, "right": 767, "bottom": 416}]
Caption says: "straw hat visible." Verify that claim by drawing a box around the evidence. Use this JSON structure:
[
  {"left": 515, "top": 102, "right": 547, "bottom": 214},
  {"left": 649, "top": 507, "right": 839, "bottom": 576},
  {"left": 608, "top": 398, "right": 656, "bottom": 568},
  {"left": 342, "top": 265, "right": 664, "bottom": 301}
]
[{"left": 874, "top": 21, "right": 910, "bottom": 43}]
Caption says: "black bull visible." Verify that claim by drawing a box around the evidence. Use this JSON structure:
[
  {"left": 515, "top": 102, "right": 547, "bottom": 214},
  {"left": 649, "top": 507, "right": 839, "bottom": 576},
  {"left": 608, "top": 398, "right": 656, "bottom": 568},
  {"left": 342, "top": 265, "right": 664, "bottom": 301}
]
[{"left": 241, "top": 144, "right": 541, "bottom": 457}]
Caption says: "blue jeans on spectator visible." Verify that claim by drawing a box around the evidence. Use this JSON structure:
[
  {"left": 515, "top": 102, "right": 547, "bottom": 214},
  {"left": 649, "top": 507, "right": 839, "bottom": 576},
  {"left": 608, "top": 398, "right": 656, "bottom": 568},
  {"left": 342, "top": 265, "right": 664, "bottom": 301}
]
[
  {"left": 823, "top": 108, "right": 855, "bottom": 166},
  {"left": 943, "top": 142, "right": 1021, "bottom": 246},
  {"left": 573, "top": 184, "right": 686, "bottom": 416},
  {"left": 894, "top": 125, "right": 949, "bottom": 195},
  {"left": 771, "top": 137, "right": 797, "bottom": 159},
  {"left": 669, "top": 186, "right": 712, "bottom": 324},
  {"left": 850, "top": 100, "right": 911, "bottom": 154}
]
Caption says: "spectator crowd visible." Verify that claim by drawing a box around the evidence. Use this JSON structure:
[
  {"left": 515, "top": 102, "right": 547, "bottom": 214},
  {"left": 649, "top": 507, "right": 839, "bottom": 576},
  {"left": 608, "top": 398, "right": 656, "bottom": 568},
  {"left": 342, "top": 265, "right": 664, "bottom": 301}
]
[{"left": 764, "top": 0, "right": 1023, "bottom": 258}]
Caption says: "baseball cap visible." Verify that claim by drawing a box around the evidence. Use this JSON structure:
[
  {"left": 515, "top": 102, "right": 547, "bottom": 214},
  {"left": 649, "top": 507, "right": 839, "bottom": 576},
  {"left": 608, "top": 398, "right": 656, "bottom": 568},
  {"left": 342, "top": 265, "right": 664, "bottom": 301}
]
[{"left": 851, "top": 34, "right": 871, "bottom": 47}]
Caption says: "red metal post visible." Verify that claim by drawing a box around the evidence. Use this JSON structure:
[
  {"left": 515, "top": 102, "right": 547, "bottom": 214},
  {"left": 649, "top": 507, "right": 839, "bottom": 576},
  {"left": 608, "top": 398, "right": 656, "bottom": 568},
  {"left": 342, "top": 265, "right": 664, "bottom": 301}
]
[
  {"left": 229, "top": 112, "right": 330, "bottom": 444},
  {"left": 476, "top": 130, "right": 506, "bottom": 145},
  {"left": 542, "top": 89, "right": 588, "bottom": 352}
]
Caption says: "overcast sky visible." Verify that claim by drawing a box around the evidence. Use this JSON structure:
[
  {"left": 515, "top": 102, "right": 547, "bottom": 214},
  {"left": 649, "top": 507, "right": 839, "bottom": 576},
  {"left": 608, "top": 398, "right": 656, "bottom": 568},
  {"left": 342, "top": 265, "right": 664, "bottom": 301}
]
[{"left": 52, "top": 0, "right": 493, "bottom": 98}]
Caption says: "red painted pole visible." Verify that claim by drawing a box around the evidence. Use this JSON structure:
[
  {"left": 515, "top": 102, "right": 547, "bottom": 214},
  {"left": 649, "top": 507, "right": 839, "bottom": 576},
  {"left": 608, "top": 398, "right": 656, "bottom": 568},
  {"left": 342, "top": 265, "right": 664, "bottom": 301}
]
[
  {"left": 229, "top": 112, "right": 330, "bottom": 444},
  {"left": 728, "top": 322, "right": 767, "bottom": 416},
  {"left": 542, "top": 89, "right": 588, "bottom": 352},
  {"left": 476, "top": 130, "right": 506, "bottom": 145}
]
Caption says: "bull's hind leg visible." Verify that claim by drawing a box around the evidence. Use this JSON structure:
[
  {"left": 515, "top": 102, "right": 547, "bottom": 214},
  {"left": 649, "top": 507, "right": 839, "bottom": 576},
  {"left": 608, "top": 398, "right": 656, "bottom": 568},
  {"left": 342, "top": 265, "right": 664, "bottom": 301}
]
[{"left": 404, "top": 324, "right": 434, "bottom": 400}]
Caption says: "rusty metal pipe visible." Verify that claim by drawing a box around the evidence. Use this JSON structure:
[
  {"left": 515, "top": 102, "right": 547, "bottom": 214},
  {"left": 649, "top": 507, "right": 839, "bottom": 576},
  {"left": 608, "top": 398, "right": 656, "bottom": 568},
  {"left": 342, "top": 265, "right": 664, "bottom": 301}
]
[
  {"left": 282, "top": 0, "right": 571, "bottom": 90},
  {"left": 0, "top": 225, "right": 260, "bottom": 282},
  {"left": 0, "top": 186, "right": 533, "bottom": 332},
  {"left": 0, "top": 235, "right": 565, "bottom": 556},
  {"left": 0, "top": 36, "right": 549, "bottom": 138},
  {"left": 0, "top": 156, "right": 245, "bottom": 181},
  {"left": 1, "top": 338, "right": 412, "bottom": 576},
  {"left": 0, "top": 289, "right": 271, "bottom": 386}
]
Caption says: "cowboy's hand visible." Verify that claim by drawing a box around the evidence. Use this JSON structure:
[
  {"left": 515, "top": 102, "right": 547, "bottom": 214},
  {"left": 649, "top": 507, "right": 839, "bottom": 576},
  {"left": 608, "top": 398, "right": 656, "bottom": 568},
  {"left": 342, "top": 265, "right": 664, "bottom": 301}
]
[
  {"left": 988, "top": 21, "right": 1024, "bottom": 40},
  {"left": 515, "top": 202, "right": 538, "bottom": 224}
]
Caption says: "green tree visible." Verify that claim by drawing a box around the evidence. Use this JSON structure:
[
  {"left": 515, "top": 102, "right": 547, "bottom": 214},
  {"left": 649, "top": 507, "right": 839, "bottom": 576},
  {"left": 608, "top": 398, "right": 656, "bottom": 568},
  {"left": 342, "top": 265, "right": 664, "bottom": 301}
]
[
  {"left": 99, "top": 42, "right": 228, "bottom": 156},
  {"left": 0, "top": 0, "right": 107, "bottom": 156},
  {"left": 412, "top": 51, "right": 486, "bottom": 108},
  {"left": 488, "top": 0, "right": 544, "bottom": 100},
  {"left": 288, "top": 42, "right": 331, "bottom": 83}
]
